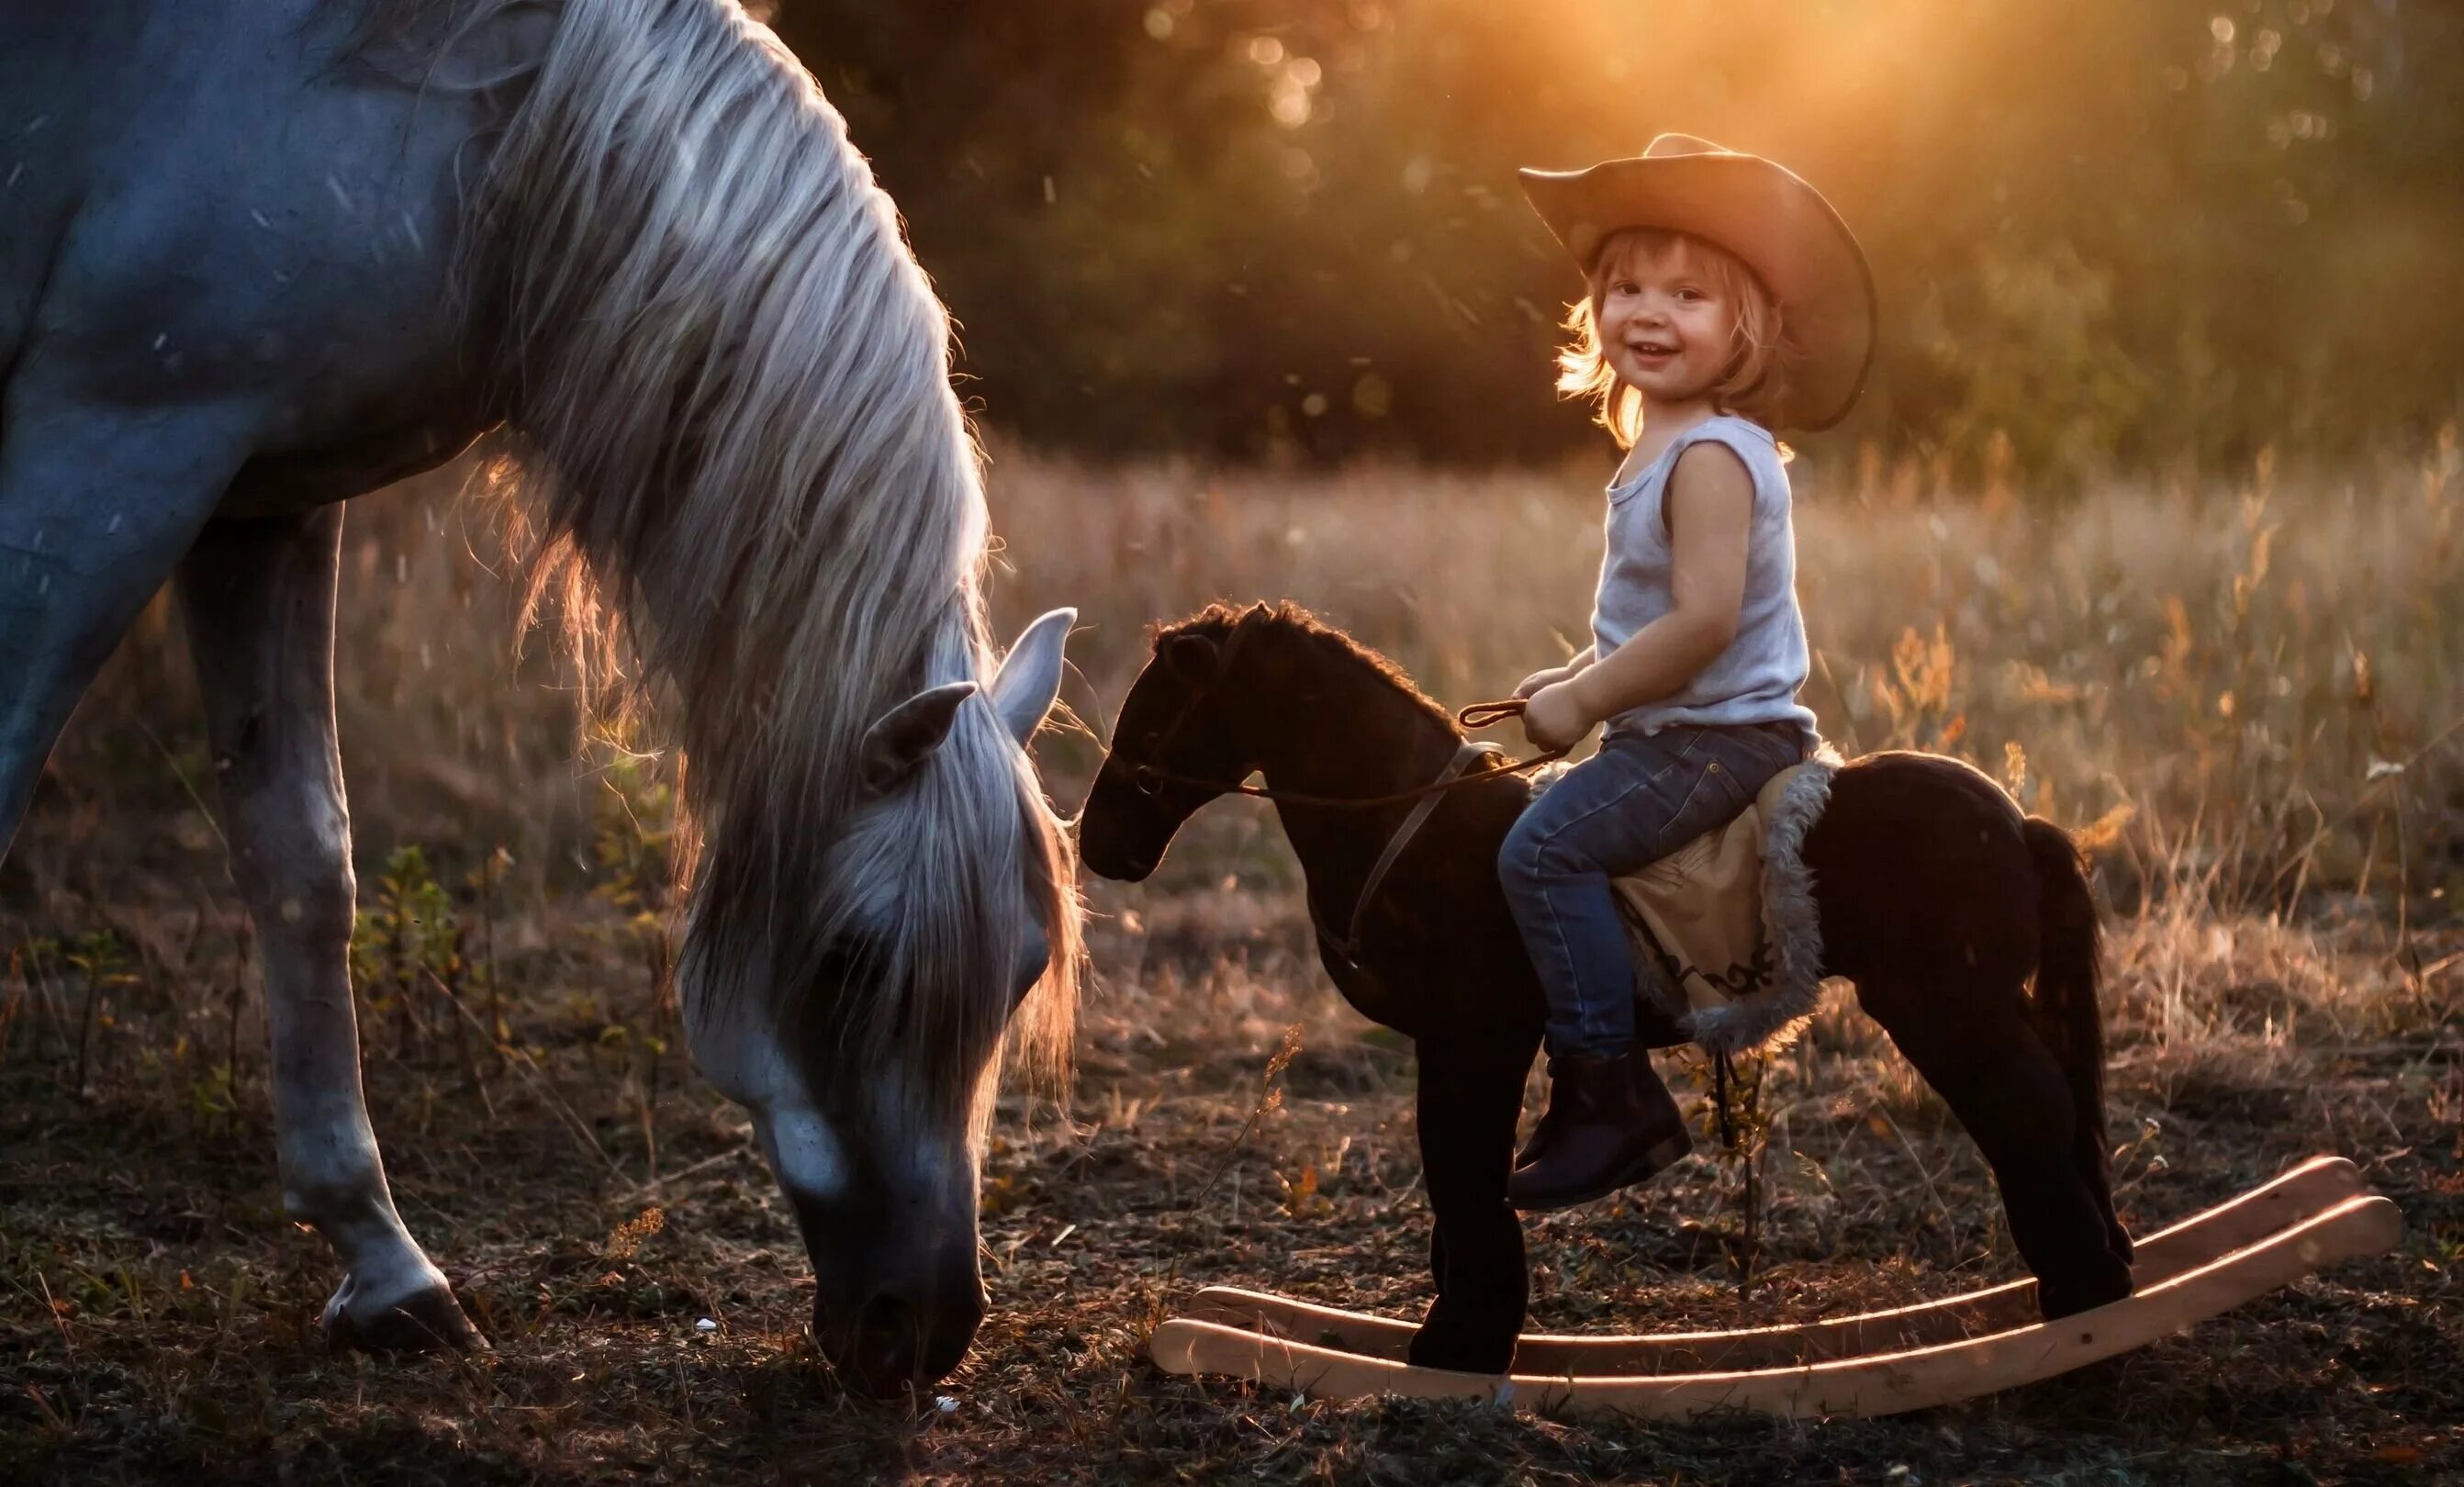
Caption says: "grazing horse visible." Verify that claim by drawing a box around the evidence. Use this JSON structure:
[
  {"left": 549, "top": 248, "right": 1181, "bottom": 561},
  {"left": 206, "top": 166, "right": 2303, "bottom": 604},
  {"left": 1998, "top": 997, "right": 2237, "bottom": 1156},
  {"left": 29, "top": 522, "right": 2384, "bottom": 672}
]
[
  {"left": 0, "top": 0, "right": 1082, "bottom": 1392},
  {"left": 1079, "top": 603, "right": 2134, "bottom": 1374}
]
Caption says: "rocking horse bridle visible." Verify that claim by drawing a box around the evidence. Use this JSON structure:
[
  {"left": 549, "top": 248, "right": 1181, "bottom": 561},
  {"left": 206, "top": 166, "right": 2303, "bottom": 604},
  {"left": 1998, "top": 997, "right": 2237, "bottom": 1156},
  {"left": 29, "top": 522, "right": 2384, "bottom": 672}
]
[{"left": 1116, "top": 613, "right": 1570, "bottom": 971}]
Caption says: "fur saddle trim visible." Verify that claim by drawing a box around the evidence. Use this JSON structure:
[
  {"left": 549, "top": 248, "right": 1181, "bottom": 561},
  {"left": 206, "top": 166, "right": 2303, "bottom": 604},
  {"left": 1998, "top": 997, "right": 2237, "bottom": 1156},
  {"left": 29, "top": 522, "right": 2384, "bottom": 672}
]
[
  {"left": 1529, "top": 744, "right": 1841, "bottom": 1057},
  {"left": 1672, "top": 747, "right": 1839, "bottom": 1055}
]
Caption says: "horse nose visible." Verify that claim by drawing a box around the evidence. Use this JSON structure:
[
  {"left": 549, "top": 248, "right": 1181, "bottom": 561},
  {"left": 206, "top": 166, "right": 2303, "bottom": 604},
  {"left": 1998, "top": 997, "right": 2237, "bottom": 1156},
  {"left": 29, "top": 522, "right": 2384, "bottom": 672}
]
[{"left": 813, "top": 1263, "right": 986, "bottom": 1395}]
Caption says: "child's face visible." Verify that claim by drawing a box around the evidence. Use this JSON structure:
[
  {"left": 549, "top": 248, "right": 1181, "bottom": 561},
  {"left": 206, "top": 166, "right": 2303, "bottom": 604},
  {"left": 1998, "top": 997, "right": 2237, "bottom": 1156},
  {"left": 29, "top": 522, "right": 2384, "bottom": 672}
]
[{"left": 1592, "top": 237, "right": 1740, "bottom": 409}]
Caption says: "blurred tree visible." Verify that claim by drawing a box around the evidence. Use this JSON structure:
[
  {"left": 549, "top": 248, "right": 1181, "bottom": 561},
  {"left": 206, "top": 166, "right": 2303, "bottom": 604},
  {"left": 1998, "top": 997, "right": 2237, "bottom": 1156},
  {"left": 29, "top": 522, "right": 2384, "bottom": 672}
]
[{"left": 774, "top": 0, "right": 2464, "bottom": 479}]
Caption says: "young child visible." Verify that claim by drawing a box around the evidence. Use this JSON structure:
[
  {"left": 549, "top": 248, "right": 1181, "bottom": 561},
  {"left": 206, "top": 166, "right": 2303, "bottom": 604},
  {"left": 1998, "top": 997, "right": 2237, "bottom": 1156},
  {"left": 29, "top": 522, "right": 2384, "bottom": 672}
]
[{"left": 1500, "top": 134, "right": 1875, "bottom": 1212}]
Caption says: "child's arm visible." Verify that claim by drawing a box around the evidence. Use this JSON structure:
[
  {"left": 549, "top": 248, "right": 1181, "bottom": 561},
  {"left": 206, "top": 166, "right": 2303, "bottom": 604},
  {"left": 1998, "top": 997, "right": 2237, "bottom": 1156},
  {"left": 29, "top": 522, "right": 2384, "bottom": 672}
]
[
  {"left": 1512, "top": 644, "right": 1597, "bottom": 699},
  {"left": 1523, "top": 444, "right": 1753, "bottom": 747}
]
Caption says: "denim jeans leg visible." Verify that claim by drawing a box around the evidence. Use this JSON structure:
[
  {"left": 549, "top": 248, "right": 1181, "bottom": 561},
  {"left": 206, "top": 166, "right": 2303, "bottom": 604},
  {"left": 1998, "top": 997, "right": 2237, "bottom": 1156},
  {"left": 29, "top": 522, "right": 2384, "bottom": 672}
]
[
  {"left": 1498, "top": 724, "right": 1806, "bottom": 1057},
  {"left": 1497, "top": 732, "right": 1705, "bottom": 1057}
]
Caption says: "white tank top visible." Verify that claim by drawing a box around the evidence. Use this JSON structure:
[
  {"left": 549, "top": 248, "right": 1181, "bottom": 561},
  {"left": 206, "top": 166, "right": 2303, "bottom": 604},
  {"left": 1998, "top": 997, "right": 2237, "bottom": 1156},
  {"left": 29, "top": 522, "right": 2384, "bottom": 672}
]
[{"left": 1590, "top": 415, "right": 1818, "bottom": 741}]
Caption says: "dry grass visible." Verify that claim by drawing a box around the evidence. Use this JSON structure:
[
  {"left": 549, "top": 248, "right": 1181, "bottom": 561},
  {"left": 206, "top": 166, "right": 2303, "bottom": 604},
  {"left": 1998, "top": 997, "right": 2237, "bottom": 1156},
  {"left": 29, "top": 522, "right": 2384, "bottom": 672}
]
[
  {"left": 997, "top": 438, "right": 2461, "bottom": 914},
  {"left": 1, "top": 448, "right": 2458, "bottom": 1484}
]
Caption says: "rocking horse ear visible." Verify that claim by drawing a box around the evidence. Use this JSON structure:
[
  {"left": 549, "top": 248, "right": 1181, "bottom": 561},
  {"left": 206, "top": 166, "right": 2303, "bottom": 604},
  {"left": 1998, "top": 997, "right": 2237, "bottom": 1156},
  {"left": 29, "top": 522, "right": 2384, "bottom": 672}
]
[
  {"left": 858, "top": 681, "right": 977, "bottom": 796},
  {"left": 1165, "top": 633, "right": 1221, "bottom": 686}
]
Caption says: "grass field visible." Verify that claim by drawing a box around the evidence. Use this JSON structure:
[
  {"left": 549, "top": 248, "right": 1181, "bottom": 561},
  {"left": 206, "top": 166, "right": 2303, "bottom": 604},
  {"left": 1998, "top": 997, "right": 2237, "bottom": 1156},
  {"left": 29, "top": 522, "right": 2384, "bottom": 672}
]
[{"left": 2, "top": 446, "right": 2458, "bottom": 1484}]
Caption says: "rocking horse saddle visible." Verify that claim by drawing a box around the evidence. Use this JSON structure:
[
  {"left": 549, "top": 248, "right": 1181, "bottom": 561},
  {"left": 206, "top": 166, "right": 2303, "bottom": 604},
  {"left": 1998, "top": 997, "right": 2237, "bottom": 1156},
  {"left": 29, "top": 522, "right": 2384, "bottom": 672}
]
[{"left": 1604, "top": 749, "right": 1842, "bottom": 1056}]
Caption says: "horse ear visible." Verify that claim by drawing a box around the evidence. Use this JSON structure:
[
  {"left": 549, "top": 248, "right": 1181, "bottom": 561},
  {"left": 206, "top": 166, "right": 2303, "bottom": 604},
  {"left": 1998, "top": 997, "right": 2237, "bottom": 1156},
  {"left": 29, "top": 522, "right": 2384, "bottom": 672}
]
[
  {"left": 1165, "top": 633, "right": 1220, "bottom": 686},
  {"left": 989, "top": 608, "right": 1075, "bottom": 746},
  {"left": 858, "top": 681, "right": 977, "bottom": 796}
]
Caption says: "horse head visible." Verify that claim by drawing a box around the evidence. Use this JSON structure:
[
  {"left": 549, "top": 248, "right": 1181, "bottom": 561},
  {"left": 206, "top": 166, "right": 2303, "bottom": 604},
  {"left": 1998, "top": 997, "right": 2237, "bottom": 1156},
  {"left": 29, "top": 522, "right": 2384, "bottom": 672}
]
[{"left": 683, "top": 608, "right": 1080, "bottom": 1394}]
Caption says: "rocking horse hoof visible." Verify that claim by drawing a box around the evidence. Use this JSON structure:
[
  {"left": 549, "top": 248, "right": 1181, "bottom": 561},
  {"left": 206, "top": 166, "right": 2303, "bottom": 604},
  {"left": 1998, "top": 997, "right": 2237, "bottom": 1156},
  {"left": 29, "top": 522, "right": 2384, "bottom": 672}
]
[
  {"left": 1406, "top": 1323, "right": 1516, "bottom": 1377},
  {"left": 321, "top": 1276, "right": 487, "bottom": 1353},
  {"left": 2036, "top": 1269, "right": 2135, "bottom": 1323}
]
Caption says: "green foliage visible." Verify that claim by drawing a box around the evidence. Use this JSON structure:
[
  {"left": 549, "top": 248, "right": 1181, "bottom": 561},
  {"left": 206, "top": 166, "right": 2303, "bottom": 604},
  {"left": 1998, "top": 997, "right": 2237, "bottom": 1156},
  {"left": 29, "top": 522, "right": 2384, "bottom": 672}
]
[
  {"left": 586, "top": 754, "right": 679, "bottom": 1061},
  {"left": 349, "top": 844, "right": 465, "bottom": 1013},
  {"left": 1913, "top": 244, "right": 2156, "bottom": 482},
  {"left": 778, "top": 0, "right": 2463, "bottom": 478},
  {"left": 18, "top": 930, "right": 129, "bottom": 987},
  {"left": 589, "top": 754, "right": 676, "bottom": 925},
  {"left": 185, "top": 1060, "right": 242, "bottom": 1125}
]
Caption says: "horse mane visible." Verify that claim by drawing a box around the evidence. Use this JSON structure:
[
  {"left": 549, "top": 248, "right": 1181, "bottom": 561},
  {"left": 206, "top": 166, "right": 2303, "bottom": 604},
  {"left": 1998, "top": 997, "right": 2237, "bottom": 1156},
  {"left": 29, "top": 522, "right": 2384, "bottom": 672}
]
[
  {"left": 380, "top": 0, "right": 1079, "bottom": 1112},
  {"left": 1154, "top": 602, "right": 1464, "bottom": 735}
]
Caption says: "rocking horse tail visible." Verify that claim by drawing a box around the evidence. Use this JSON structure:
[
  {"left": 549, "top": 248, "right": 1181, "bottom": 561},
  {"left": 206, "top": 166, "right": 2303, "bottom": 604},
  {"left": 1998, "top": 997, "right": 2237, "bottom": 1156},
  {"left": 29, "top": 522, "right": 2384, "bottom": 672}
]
[{"left": 2022, "top": 818, "right": 2109, "bottom": 1148}]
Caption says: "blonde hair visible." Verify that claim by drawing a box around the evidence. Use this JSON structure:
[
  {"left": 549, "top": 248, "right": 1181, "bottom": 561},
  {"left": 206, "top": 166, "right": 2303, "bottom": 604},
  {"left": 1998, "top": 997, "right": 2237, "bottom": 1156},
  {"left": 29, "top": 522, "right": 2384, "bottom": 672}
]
[{"left": 1556, "top": 228, "right": 1789, "bottom": 448}]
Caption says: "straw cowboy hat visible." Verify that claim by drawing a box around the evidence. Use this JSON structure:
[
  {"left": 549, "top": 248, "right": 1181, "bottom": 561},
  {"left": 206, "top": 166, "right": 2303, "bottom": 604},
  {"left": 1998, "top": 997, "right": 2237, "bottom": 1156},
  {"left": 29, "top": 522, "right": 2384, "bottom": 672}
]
[{"left": 1519, "top": 133, "right": 1876, "bottom": 431}]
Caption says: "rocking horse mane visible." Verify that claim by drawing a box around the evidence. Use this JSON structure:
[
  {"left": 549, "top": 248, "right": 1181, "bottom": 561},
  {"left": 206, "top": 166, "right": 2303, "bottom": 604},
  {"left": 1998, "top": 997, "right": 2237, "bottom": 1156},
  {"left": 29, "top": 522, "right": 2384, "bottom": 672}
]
[
  {"left": 364, "top": 0, "right": 1080, "bottom": 1109},
  {"left": 1153, "top": 602, "right": 1462, "bottom": 734}
]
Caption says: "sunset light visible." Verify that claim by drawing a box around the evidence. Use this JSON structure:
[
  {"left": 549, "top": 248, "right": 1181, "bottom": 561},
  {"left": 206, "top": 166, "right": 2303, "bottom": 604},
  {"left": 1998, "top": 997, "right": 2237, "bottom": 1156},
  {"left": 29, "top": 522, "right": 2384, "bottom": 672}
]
[{"left": 3, "top": 2, "right": 2454, "bottom": 1479}]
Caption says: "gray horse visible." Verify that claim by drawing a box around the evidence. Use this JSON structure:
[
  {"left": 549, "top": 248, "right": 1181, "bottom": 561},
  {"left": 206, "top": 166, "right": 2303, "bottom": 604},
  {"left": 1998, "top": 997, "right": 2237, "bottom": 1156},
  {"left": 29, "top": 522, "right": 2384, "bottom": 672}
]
[{"left": 1, "top": 0, "right": 1083, "bottom": 1393}]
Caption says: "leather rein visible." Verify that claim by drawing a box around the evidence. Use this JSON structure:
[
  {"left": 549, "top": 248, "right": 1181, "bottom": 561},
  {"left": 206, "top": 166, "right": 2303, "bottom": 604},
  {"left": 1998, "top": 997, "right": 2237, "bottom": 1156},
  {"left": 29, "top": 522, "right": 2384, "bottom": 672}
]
[{"left": 1123, "top": 614, "right": 1570, "bottom": 969}]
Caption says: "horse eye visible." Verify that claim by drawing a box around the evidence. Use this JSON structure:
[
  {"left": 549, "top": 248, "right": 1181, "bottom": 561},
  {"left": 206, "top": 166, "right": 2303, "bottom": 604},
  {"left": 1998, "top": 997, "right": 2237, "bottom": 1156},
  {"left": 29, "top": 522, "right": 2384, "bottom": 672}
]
[{"left": 820, "top": 933, "right": 884, "bottom": 988}]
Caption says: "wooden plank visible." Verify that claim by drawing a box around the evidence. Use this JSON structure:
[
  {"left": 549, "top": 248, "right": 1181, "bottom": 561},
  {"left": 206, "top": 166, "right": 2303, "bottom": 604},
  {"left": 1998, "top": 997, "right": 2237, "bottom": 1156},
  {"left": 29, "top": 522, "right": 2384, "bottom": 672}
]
[
  {"left": 1182, "top": 1155, "right": 2363, "bottom": 1373},
  {"left": 1150, "top": 1192, "right": 2401, "bottom": 1420}
]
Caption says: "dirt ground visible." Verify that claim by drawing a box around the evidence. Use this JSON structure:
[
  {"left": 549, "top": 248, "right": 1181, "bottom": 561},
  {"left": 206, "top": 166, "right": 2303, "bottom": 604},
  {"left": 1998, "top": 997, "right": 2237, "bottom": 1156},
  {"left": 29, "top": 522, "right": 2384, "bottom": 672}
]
[
  {"left": 2, "top": 849, "right": 2456, "bottom": 1485},
  {"left": 3, "top": 462, "right": 2459, "bottom": 1483}
]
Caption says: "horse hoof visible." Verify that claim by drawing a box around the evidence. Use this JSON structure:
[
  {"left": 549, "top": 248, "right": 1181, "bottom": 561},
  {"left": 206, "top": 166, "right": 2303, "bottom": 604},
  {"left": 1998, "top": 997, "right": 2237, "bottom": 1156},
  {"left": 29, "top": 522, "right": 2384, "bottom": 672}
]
[{"left": 322, "top": 1275, "right": 487, "bottom": 1353}]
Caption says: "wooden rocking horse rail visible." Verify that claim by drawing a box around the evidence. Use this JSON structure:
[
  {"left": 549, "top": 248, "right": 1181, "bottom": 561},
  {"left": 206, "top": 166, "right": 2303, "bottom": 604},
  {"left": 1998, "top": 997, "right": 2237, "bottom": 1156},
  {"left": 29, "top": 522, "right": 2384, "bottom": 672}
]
[
  {"left": 1180, "top": 1154, "right": 2366, "bottom": 1373},
  {"left": 1148, "top": 1191, "right": 2402, "bottom": 1421}
]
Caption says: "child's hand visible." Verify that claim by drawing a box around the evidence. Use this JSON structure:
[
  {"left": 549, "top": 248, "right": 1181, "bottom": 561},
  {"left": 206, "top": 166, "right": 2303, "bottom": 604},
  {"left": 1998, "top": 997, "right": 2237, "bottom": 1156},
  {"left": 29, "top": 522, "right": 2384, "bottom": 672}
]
[
  {"left": 1521, "top": 682, "right": 1592, "bottom": 751},
  {"left": 1512, "top": 665, "right": 1564, "bottom": 699}
]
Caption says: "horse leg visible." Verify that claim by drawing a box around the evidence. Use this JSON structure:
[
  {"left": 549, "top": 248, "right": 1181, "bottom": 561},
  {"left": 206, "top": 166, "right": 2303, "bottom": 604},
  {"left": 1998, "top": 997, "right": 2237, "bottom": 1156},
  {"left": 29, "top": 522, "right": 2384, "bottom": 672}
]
[
  {"left": 1408, "top": 1037, "right": 1535, "bottom": 1373},
  {"left": 178, "top": 507, "right": 481, "bottom": 1352},
  {"left": 0, "top": 395, "right": 251, "bottom": 855},
  {"left": 1854, "top": 976, "right": 2134, "bottom": 1319}
]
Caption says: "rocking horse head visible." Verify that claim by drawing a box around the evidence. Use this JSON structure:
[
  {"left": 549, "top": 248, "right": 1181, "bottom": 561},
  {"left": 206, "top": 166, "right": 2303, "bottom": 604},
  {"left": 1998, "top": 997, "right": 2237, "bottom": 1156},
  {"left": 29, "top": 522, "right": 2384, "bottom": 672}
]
[{"left": 1079, "top": 604, "right": 1278, "bottom": 882}]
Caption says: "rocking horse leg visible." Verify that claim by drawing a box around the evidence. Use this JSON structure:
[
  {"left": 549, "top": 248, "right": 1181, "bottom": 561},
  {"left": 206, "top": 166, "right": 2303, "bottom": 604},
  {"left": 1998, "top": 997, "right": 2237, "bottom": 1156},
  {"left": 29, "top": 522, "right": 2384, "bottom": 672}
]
[
  {"left": 1407, "top": 1038, "right": 1535, "bottom": 1373},
  {"left": 2073, "top": 1101, "right": 2132, "bottom": 1269},
  {"left": 179, "top": 509, "right": 481, "bottom": 1353},
  {"left": 1854, "top": 977, "right": 2134, "bottom": 1319}
]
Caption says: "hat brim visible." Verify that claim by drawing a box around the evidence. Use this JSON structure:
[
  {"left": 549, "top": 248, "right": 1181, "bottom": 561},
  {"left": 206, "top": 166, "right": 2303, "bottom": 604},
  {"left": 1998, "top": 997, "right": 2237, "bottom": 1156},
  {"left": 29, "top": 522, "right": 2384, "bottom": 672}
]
[{"left": 1519, "top": 154, "right": 1876, "bottom": 431}]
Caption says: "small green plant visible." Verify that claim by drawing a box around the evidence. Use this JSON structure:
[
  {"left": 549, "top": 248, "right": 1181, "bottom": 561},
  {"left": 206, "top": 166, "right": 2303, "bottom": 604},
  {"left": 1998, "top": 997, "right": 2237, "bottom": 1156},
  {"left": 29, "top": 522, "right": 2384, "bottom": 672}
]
[
  {"left": 590, "top": 753, "right": 678, "bottom": 922},
  {"left": 1681, "top": 1045, "right": 1776, "bottom": 1297},
  {"left": 58, "top": 931, "right": 135, "bottom": 1096},
  {"left": 350, "top": 844, "right": 465, "bottom": 1055},
  {"left": 585, "top": 754, "right": 683, "bottom": 1180},
  {"left": 185, "top": 1061, "right": 242, "bottom": 1126}
]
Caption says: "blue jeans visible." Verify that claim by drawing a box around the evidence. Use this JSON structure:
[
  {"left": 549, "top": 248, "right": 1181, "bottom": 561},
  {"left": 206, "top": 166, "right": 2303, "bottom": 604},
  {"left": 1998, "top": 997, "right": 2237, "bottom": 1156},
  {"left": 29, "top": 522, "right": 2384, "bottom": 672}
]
[{"left": 1499, "top": 723, "right": 1808, "bottom": 1057}]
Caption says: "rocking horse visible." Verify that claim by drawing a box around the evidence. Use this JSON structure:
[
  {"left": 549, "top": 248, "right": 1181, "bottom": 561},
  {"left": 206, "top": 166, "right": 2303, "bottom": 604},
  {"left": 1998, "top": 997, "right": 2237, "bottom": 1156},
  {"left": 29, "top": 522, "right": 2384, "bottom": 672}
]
[{"left": 1078, "top": 603, "right": 2399, "bottom": 1418}]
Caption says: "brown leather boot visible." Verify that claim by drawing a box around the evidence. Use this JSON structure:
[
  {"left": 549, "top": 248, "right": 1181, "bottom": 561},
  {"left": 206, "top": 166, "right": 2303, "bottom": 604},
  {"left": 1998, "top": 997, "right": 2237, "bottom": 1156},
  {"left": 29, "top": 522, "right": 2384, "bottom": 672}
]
[
  {"left": 1511, "top": 1108, "right": 1556, "bottom": 1173},
  {"left": 1506, "top": 1050, "right": 1656, "bottom": 1179},
  {"left": 1506, "top": 1048, "right": 1691, "bottom": 1213}
]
